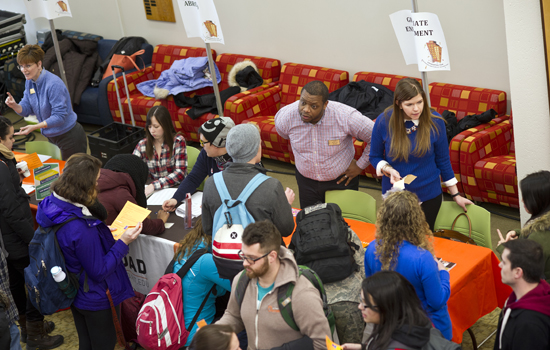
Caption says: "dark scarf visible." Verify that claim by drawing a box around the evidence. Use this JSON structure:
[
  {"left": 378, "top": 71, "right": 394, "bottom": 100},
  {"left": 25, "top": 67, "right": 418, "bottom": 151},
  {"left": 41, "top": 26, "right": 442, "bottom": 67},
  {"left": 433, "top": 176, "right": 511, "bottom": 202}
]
[
  {"left": 103, "top": 154, "right": 149, "bottom": 208},
  {"left": 88, "top": 199, "right": 108, "bottom": 222}
]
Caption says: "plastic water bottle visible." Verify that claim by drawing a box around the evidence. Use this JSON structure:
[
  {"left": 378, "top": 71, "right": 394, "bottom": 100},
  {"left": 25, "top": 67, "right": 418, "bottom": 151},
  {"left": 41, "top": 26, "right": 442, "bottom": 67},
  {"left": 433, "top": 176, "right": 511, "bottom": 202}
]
[{"left": 51, "top": 266, "right": 77, "bottom": 298}]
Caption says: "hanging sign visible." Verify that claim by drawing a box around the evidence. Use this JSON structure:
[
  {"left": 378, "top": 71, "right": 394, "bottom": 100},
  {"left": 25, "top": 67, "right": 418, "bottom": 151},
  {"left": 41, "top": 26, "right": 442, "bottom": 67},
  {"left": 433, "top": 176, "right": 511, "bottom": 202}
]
[
  {"left": 177, "top": 0, "right": 225, "bottom": 44},
  {"left": 24, "top": 0, "right": 73, "bottom": 20},
  {"left": 390, "top": 10, "right": 450, "bottom": 72}
]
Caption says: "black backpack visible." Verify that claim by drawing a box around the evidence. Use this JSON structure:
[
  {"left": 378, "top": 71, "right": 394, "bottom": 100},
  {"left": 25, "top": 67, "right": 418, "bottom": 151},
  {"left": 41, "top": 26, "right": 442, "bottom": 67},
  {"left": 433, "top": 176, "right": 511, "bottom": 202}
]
[
  {"left": 290, "top": 203, "right": 358, "bottom": 283},
  {"left": 91, "top": 36, "right": 147, "bottom": 86}
]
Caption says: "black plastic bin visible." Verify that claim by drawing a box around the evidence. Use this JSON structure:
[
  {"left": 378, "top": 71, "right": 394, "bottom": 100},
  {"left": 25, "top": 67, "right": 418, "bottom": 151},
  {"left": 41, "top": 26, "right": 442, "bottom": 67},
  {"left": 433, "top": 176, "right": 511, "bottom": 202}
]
[{"left": 88, "top": 122, "right": 145, "bottom": 166}]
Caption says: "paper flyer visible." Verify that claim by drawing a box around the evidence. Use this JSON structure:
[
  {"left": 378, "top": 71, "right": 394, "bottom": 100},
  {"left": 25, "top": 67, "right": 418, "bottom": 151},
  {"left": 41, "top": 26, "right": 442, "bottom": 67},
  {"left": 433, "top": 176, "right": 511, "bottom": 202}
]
[
  {"left": 326, "top": 336, "right": 343, "bottom": 350},
  {"left": 24, "top": 0, "right": 72, "bottom": 20},
  {"left": 16, "top": 153, "right": 43, "bottom": 171},
  {"left": 33, "top": 163, "right": 60, "bottom": 200},
  {"left": 177, "top": 0, "right": 225, "bottom": 44},
  {"left": 390, "top": 10, "right": 450, "bottom": 71},
  {"left": 111, "top": 201, "right": 151, "bottom": 240}
]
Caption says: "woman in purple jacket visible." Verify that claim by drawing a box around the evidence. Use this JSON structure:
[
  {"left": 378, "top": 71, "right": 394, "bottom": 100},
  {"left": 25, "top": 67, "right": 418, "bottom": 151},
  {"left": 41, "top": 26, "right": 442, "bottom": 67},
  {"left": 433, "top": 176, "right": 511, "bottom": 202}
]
[{"left": 36, "top": 153, "right": 142, "bottom": 350}]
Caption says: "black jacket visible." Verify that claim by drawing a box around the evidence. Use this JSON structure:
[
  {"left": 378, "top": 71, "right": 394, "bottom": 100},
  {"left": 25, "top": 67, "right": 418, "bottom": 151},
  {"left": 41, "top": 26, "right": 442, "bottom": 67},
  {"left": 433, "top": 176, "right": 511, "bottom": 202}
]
[
  {"left": 0, "top": 154, "right": 34, "bottom": 260},
  {"left": 329, "top": 80, "right": 394, "bottom": 120}
]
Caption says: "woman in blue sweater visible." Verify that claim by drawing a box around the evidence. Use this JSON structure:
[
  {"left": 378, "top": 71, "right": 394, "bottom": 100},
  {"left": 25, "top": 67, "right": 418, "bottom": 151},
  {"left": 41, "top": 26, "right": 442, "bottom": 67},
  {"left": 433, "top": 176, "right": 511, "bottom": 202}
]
[
  {"left": 162, "top": 116, "right": 236, "bottom": 212},
  {"left": 364, "top": 191, "right": 452, "bottom": 340},
  {"left": 369, "top": 78, "right": 471, "bottom": 230},
  {"left": 4, "top": 45, "right": 87, "bottom": 160},
  {"left": 172, "top": 217, "right": 231, "bottom": 346}
]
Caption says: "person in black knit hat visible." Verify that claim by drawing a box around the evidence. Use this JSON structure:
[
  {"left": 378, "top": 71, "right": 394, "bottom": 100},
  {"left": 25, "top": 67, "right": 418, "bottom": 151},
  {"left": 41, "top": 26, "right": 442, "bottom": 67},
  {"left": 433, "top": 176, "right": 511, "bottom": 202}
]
[
  {"left": 97, "top": 154, "right": 168, "bottom": 235},
  {"left": 162, "top": 117, "right": 238, "bottom": 212}
]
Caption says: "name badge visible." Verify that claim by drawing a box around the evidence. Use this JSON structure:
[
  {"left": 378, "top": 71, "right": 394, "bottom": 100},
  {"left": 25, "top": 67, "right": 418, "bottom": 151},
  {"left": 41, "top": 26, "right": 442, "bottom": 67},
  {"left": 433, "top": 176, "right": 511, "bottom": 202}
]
[
  {"left": 328, "top": 139, "right": 340, "bottom": 146},
  {"left": 30, "top": 88, "right": 35, "bottom": 94}
]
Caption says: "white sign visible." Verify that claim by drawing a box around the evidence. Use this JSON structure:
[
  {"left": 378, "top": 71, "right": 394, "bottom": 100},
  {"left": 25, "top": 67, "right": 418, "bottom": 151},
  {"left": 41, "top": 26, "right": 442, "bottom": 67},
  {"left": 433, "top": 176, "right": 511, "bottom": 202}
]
[
  {"left": 177, "top": 0, "right": 225, "bottom": 44},
  {"left": 124, "top": 235, "right": 176, "bottom": 295},
  {"left": 24, "top": 0, "right": 72, "bottom": 20},
  {"left": 390, "top": 10, "right": 450, "bottom": 72}
]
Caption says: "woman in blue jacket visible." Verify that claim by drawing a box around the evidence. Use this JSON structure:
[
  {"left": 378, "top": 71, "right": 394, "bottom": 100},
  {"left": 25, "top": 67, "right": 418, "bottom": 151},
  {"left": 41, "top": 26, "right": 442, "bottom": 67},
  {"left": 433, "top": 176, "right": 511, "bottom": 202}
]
[
  {"left": 36, "top": 153, "right": 142, "bottom": 350},
  {"left": 172, "top": 217, "right": 231, "bottom": 347},
  {"left": 4, "top": 45, "right": 87, "bottom": 160},
  {"left": 369, "top": 78, "right": 472, "bottom": 230},
  {"left": 364, "top": 191, "right": 452, "bottom": 340}
]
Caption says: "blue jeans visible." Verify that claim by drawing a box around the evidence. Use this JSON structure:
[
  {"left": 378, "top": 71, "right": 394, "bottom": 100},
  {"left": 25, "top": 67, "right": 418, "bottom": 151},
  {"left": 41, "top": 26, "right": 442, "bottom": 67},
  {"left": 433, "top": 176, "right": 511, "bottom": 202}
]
[{"left": 9, "top": 323, "right": 22, "bottom": 350}]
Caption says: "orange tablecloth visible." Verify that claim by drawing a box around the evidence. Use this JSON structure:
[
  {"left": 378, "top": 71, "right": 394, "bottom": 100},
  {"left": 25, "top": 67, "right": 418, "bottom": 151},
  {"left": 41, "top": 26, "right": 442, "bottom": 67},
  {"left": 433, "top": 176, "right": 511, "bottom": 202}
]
[{"left": 289, "top": 218, "right": 511, "bottom": 344}]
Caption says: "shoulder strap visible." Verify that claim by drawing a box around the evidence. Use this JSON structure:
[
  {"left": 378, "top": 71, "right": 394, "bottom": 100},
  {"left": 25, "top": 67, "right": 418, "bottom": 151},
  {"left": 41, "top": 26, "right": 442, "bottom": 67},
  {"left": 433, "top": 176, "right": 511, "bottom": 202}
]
[
  {"left": 278, "top": 281, "right": 298, "bottom": 331},
  {"left": 51, "top": 217, "right": 90, "bottom": 293},
  {"left": 213, "top": 172, "right": 270, "bottom": 205},
  {"left": 235, "top": 173, "right": 270, "bottom": 203},
  {"left": 171, "top": 248, "right": 208, "bottom": 279},
  {"left": 187, "top": 285, "right": 216, "bottom": 332},
  {"left": 213, "top": 172, "right": 231, "bottom": 202},
  {"left": 235, "top": 272, "right": 251, "bottom": 308}
]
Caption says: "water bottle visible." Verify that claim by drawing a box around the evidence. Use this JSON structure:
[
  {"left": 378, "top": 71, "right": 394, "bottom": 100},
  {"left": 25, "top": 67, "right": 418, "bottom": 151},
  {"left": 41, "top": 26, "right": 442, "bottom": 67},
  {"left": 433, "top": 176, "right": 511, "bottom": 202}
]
[{"left": 51, "top": 266, "right": 77, "bottom": 298}]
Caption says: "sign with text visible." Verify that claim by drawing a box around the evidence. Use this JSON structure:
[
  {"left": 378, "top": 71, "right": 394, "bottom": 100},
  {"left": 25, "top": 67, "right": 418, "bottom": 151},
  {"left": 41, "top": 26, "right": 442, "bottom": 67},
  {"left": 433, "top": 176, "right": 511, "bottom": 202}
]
[
  {"left": 24, "top": 0, "right": 72, "bottom": 20},
  {"left": 390, "top": 10, "right": 450, "bottom": 71},
  {"left": 124, "top": 235, "right": 176, "bottom": 295},
  {"left": 33, "top": 163, "right": 59, "bottom": 200},
  {"left": 177, "top": 0, "right": 224, "bottom": 44}
]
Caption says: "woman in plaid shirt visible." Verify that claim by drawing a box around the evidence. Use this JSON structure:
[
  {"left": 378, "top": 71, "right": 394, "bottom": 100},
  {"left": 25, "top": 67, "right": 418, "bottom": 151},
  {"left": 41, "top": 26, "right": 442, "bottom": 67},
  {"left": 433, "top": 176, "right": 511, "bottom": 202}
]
[{"left": 133, "top": 106, "right": 188, "bottom": 196}]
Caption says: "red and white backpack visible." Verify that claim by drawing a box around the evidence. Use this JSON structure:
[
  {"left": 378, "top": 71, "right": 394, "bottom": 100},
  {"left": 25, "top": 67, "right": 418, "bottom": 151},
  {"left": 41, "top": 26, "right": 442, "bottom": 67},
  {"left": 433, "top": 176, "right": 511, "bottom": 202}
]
[{"left": 136, "top": 249, "right": 215, "bottom": 349}]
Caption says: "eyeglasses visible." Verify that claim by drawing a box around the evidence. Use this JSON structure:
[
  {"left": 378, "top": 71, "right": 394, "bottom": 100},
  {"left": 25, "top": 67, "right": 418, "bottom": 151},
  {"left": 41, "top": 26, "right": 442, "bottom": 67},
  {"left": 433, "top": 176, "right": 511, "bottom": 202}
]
[
  {"left": 199, "top": 139, "right": 211, "bottom": 147},
  {"left": 238, "top": 250, "right": 271, "bottom": 264},
  {"left": 360, "top": 301, "right": 379, "bottom": 311},
  {"left": 17, "top": 64, "right": 35, "bottom": 71}
]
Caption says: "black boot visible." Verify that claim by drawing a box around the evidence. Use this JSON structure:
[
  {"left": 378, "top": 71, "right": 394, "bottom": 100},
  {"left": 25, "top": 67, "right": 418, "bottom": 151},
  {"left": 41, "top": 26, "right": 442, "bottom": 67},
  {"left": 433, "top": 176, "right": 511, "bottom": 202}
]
[
  {"left": 26, "top": 320, "right": 64, "bottom": 350},
  {"left": 18, "top": 315, "right": 26, "bottom": 343},
  {"left": 19, "top": 316, "right": 55, "bottom": 343}
]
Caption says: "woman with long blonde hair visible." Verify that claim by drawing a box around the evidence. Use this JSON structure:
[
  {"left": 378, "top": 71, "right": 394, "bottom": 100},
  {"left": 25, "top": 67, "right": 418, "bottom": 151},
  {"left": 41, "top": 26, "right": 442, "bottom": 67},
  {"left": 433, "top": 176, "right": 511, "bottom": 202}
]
[
  {"left": 170, "top": 218, "right": 231, "bottom": 347},
  {"left": 369, "top": 78, "right": 472, "bottom": 230},
  {"left": 364, "top": 191, "right": 452, "bottom": 340}
]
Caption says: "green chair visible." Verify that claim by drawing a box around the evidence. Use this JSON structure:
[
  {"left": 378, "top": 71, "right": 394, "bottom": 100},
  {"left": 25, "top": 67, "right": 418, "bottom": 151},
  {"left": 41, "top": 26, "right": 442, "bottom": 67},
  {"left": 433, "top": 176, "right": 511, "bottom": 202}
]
[
  {"left": 325, "top": 189, "right": 377, "bottom": 224},
  {"left": 434, "top": 201, "right": 492, "bottom": 249},
  {"left": 186, "top": 146, "right": 205, "bottom": 191},
  {"left": 25, "top": 141, "right": 62, "bottom": 160}
]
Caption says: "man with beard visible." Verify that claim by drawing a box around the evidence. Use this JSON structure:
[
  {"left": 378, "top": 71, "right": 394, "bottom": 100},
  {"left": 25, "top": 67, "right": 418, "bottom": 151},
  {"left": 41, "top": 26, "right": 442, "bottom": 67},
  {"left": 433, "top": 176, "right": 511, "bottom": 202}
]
[
  {"left": 274, "top": 80, "right": 374, "bottom": 208},
  {"left": 216, "top": 220, "right": 330, "bottom": 350}
]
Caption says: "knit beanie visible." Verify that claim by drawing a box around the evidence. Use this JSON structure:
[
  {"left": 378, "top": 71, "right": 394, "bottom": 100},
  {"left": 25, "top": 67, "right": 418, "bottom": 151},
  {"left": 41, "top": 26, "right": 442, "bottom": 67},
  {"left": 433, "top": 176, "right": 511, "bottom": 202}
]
[
  {"left": 104, "top": 154, "right": 149, "bottom": 208},
  {"left": 199, "top": 117, "right": 235, "bottom": 148},
  {"left": 226, "top": 124, "right": 261, "bottom": 163}
]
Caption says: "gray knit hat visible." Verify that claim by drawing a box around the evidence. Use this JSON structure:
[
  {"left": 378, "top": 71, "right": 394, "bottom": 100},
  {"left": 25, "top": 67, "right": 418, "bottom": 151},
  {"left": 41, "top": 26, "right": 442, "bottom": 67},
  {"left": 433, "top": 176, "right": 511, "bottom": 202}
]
[
  {"left": 226, "top": 124, "right": 261, "bottom": 163},
  {"left": 199, "top": 117, "right": 235, "bottom": 148}
]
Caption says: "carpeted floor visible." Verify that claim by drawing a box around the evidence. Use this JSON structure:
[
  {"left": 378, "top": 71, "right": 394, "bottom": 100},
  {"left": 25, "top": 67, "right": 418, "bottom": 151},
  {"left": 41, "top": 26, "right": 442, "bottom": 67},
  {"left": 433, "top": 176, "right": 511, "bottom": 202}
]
[{"left": 4, "top": 110, "right": 512, "bottom": 349}]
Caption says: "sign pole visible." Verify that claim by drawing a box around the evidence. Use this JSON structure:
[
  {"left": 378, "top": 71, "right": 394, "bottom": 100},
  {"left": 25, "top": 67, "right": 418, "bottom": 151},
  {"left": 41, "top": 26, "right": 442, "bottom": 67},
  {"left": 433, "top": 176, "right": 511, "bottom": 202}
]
[
  {"left": 411, "top": 0, "right": 431, "bottom": 107},
  {"left": 48, "top": 20, "right": 69, "bottom": 91},
  {"left": 205, "top": 43, "right": 223, "bottom": 117}
]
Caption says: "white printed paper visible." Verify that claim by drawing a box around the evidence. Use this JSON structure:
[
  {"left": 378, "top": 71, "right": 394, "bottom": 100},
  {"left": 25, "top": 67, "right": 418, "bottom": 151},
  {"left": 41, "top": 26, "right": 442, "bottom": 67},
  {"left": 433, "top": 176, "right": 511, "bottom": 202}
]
[
  {"left": 146, "top": 188, "right": 178, "bottom": 206},
  {"left": 176, "top": 191, "right": 203, "bottom": 219},
  {"left": 24, "top": 0, "right": 72, "bottom": 20},
  {"left": 177, "top": 0, "right": 225, "bottom": 44},
  {"left": 390, "top": 10, "right": 450, "bottom": 72}
]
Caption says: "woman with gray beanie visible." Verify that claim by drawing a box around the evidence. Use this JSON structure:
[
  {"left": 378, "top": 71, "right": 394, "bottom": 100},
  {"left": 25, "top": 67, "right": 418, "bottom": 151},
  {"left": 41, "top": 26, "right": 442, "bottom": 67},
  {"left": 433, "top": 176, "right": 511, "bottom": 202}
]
[
  {"left": 163, "top": 117, "right": 238, "bottom": 212},
  {"left": 97, "top": 154, "right": 168, "bottom": 235}
]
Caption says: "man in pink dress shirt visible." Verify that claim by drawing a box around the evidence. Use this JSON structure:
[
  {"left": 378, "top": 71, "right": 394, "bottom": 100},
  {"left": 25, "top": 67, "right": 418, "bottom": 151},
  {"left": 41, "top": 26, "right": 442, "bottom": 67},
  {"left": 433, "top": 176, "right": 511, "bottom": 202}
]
[{"left": 274, "top": 80, "right": 374, "bottom": 208}]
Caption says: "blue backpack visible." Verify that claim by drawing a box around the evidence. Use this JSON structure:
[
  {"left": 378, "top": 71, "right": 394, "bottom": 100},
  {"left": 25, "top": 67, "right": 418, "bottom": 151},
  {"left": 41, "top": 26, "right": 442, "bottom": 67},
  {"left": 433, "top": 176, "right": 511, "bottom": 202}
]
[
  {"left": 24, "top": 218, "right": 88, "bottom": 315},
  {"left": 211, "top": 172, "right": 269, "bottom": 279}
]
